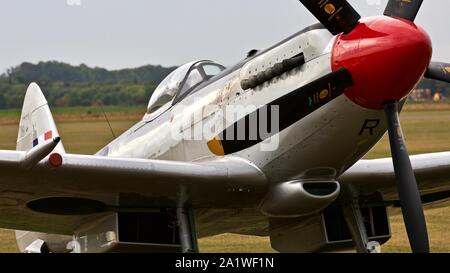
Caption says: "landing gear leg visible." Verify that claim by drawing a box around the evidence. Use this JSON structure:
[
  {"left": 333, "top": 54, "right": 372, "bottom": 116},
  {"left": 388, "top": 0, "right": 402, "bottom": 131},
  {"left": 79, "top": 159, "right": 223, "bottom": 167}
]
[
  {"left": 342, "top": 199, "right": 380, "bottom": 253},
  {"left": 177, "top": 207, "right": 199, "bottom": 253}
]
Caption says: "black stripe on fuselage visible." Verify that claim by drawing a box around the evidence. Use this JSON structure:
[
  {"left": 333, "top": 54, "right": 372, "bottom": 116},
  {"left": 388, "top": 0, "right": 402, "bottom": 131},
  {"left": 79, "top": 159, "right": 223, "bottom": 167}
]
[{"left": 216, "top": 68, "right": 353, "bottom": 155}]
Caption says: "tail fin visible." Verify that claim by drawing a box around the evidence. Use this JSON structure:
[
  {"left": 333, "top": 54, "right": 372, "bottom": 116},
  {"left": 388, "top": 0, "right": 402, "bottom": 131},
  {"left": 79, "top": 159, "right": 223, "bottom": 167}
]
[{"left": 16, "top": 83, "right": 65, "bottom": 153}]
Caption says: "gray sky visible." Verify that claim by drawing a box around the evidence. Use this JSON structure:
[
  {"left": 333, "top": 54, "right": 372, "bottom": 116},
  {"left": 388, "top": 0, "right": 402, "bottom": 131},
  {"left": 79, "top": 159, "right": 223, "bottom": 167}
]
[{"left": 0, "top": 0, "right": 448, "bottom": 73}]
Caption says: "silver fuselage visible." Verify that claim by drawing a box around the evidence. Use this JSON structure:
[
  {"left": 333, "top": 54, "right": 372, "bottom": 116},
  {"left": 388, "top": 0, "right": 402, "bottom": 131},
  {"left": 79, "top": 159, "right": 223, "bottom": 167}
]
[{"left": 96, "top": 27, "right": 391, "bottom": 237}]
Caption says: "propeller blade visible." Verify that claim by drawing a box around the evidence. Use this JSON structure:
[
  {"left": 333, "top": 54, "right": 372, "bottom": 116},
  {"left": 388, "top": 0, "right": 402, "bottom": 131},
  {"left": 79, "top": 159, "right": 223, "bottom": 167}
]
[
  {"left": 425, "top": 62, "right": 450, "bottom": 83},
  {"left": 384, "top": 102, "right": 429, "bottom": 253},
  {"left": 298, "top": 0, "right": 361, "bottom": 35},
  {"left": 384, "top": 0, "right": 424, "bottom": 22}
]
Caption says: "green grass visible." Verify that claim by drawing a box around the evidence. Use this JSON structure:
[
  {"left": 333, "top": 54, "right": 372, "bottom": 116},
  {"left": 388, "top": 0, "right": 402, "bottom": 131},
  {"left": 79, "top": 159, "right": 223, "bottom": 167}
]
[
  {"left": 51, "top": 105, "right": 146, "bottom": 115},
  {"left": 364, "top": 110, "right": 450, "bottom": 159},
  {"left": 0, "top": 108, "right": 21, "bottom": 118},
  {"left": 0, "top": 107, "right": 448, "bottom": 252},
  {"left": 0, "top": 105, "right": 146, "bottom": 120}
]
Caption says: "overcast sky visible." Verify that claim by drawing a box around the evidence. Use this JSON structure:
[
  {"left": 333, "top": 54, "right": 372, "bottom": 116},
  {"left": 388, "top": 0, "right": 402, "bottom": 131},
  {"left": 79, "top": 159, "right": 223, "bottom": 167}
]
[{"left": 0, "top": 0, "right": 448, "bottom": 73}]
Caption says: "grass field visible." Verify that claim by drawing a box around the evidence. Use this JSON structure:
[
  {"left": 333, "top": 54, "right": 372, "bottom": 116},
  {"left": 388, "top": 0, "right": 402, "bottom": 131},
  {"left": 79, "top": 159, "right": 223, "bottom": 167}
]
[{"left": 0, "top": 103, "right": 448, "bottom": 252}]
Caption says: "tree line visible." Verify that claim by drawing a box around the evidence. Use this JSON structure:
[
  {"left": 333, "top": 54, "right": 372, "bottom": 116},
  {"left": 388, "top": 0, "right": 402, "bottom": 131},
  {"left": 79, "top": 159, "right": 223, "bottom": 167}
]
[{"left": 0, "top": 61, "right": 176, "bottom": 109}]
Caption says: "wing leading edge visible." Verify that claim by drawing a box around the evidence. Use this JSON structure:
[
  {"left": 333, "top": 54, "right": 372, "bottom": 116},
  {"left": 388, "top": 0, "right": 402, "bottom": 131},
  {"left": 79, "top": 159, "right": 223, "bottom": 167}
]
[
  {"left": 339, "top": 152, "right": 450, "bottom": 203},
  {"left": 0, "top": 151, "right": 267, "bottom": 234}
]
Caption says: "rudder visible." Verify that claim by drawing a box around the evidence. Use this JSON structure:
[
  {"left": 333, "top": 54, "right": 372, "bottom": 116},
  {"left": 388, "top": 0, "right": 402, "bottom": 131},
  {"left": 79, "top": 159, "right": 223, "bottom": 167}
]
[{"left": 16, "top": 82, "right": 65, "bottom": 153}]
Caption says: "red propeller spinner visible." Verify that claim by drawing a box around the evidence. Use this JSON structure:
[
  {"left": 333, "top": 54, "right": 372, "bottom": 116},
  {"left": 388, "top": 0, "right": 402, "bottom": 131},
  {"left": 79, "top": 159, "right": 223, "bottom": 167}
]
[{"left": 332, "top": 16, "right": 432, "bottom": 110}]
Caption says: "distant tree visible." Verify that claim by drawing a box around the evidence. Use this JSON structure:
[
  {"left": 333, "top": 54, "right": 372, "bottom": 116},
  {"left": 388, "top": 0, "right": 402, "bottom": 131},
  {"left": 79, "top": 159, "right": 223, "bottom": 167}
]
[
  {"left": 0, "top": 61, "right": 176, "bottom": 108},
  {"left": 0, "top": 93, "right": 6, "bottom": 108}
]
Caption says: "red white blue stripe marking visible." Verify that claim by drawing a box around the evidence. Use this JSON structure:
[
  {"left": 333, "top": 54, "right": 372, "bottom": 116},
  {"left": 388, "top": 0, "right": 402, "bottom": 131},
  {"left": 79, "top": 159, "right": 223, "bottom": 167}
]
[{"left": 32, "top": 130, "right": 53, "bottom": 147}]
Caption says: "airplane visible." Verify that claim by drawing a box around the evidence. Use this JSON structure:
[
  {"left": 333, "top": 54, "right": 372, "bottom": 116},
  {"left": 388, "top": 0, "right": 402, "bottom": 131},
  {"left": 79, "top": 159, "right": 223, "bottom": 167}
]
[{"left": 1, "top": 0, "right": 449, "bottom": 253}]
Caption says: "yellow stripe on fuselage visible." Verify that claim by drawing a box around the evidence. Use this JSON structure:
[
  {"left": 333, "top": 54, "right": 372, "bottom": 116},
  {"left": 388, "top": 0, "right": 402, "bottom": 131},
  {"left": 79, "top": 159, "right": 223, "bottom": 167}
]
[{"left": 207, "top": 137, "right": 225, "bottom": 156}]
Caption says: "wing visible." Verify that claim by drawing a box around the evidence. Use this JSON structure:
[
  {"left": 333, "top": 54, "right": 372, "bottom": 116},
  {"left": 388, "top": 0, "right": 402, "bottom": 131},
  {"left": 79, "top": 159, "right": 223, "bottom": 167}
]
[
  {"left": 0, "top": 151, "right": 267, "bottom": 235},
  {"left": 339, "top": 152, "right": 450, "bottom": 205}
]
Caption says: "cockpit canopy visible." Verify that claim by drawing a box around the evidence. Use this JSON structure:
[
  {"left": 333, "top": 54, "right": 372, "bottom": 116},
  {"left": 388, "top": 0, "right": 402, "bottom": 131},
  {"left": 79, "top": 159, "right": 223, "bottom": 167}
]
[{"left": 146, "top": 60, "right": 225, "bottom": 117}]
